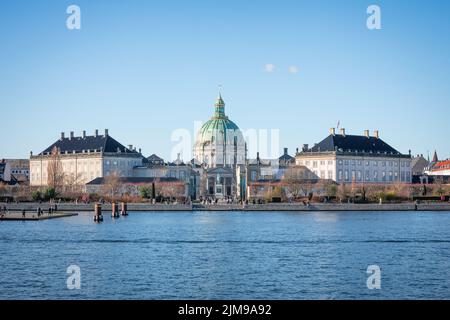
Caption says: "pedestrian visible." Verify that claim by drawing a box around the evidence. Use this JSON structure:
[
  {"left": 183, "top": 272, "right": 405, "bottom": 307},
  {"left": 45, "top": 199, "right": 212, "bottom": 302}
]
[{"left": 22, "top": 209, "right": 26, "bottom": 218}]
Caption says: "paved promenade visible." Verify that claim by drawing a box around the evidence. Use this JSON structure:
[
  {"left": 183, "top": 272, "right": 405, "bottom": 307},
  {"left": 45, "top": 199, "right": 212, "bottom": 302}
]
[
  {"left": 0, "top": 211, "right": 78, "bottom": 221},
  {"left": 1, "top": 202, "right": 450, "bottom": 212}
]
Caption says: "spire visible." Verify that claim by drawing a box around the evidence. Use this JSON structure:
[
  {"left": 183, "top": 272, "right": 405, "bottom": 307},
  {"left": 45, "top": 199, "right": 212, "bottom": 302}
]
[
  {"left": 213, "top": 92, "right": 226, "bottom": 118},
  {"left": 432, "top": 150, "right": 438, "bottom": 163}
]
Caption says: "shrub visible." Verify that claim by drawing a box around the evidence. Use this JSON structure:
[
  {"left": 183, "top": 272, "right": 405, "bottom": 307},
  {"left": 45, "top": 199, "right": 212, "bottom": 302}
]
[{"left": 31, "top": 190, "right": 42, "bottom": 201}]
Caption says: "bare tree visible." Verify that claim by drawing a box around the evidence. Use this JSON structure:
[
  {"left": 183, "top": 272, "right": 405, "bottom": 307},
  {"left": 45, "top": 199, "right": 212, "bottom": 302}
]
[
  {"left": 102, "top": 171, "right": 122, "bottom": 200},
  {"left": 47, "top": 146, "right": 65, "bottom": 192},
  {"left": 283, "top": 167, "right": 304, "bottom": 199}
]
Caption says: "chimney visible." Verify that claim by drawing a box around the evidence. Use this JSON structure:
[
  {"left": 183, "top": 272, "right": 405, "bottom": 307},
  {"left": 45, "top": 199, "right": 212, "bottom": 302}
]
[
  {"left": 60, "top": 132, "right": 65, "bottom": 140},
  {"left": 139, "top": 148, "right": 142, "bottom": 154},
  {"left": 256, "top": 152, "right": 260, "bottom": 164},
  {"left": 340, "top": 128, "right": 346, "bottom": 137},
  {"left": 330, "top": 128, "right": 335, "bottom": 136},
  {"left": 95, "top": 129, "right": 99, "bottom": 137},
  {"left": 105, "top": 129, "right": 109, "bottom": 137},
  {"left": 302, "top": 144, "right": 309, "bottom": 152},
  {"left": 374, "top": 130, "right": 379, "bottom": 139},
  {"left": 128, "top": 145, "right": 133, "bottom": 150},
  {"left": 296, "top": 147, "right": 299, "bottom": 154},
  {"left": 364, "top": 130, "right": 369, "bottom": 138},
  {"left": 30, "top": 151, "right": 33, "bottom": 156},
  {"left": 82, "top": 130, "right": 86, "bottom": 138},
  {"left": 284, "top": 148, "right": 288, "bottom": 155},
  {"left": 70, "top": 131, "right": 74, "bottom": 140}
]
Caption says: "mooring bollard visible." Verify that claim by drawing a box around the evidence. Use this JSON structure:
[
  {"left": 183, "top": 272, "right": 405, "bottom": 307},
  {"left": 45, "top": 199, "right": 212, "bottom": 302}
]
[
  {"left": 121, "top": 202, "right": 128, "bottom": 216},
  {"left": 94, "top": 203, "right": 103, "bottom": 222},
  {"left": 111, "top": 202, "right": 120, "bottom": 218}
]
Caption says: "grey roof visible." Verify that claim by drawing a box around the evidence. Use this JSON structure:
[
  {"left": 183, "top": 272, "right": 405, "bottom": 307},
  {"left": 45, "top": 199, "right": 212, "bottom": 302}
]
[
  {"left": 147, "top": 154, "right": 164, "bottom": 162},
  {"left": 307, "top": 134, "right": 401, "bottom": 155},
  {"left": 86, "top": 177, "right": 181, "bottom": 185},
  {"left": 40, "top": 134, "right": 139, "bottom": 155}
]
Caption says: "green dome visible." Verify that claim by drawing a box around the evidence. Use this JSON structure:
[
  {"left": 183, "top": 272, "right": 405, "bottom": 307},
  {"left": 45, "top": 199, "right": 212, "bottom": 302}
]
[{"left": 196, "top": 94, "right": 241, "bottom": 144}]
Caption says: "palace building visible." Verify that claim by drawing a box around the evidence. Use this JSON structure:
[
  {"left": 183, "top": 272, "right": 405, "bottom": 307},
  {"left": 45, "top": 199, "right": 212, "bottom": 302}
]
[
  {"left": 295, "top": 128, "right": 413, "bottom": 184},
  {"left": 29, "top": 129, "right": 143, "bottom": 187}
]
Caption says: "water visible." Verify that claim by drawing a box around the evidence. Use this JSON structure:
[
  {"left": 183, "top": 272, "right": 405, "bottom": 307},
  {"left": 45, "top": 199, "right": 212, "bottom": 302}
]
[{"left": 1, "top": 211, "right": 450, "bottom": 300}]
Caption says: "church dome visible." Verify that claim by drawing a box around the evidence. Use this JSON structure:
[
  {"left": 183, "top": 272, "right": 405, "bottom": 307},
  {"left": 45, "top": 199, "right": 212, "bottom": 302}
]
[{"left": 194, "top": 94, "right": 246, "bottom": 167}]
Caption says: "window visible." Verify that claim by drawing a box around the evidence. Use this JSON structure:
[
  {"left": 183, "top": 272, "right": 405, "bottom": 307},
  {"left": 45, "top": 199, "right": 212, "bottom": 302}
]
[
  {"left": 344, "top": 170, "right": 349, "bottom": 181},
  {"left": 382, "top": 171, "right": 386, "bottom": 182},
  {"left": 366, "top": 161, "right": 370, "bottom": 166},
  {"left": 373, "top": 161, "right": 378, "bottom": 166},
  {"left": 320, "top": 160, "right": 325, "bottom": 166},
  {"left": 344, "top": 160, "right": 349, "bottom": 165},
  {"left": 357, "top": 171, "right": 362, "bottom": 181},
  {"left": 389, "top": 171, "right": 393, "bottom": 181},
  {"left": 382, "top": 161, "right": 386, "bottom": 167},
  {"left": 328, "top": 160, "right": 333, "bottom": 165},
  {"left": 338, "top": 170, "right": 343, "bottom": 181},
  {"left": 351, "top": 170, "right": 356, "bottom": 181},
  {"left": 305, "top": 160, "right": 310, "bottom": 166},
  {"left": 358, "top": 160, "right": 362, "bottom": 166},
  {"left": 320, "top": 171, "right": 325, "bottom": 179},
  {"left": 251, "top": 171, "right": 257, "bottom": 181},
  {"left": 373, "top": 171, "right": 378, "bottom": 181},
  {"left": 394, "top": 171, "right": 398, "bottom": 181},
  {"left": 313, "top": 161, "right": 318, "bottom": 168},
  {"left": 338, "top": 160, "right": 343, "bottom": 165},
  {"left": 365, "top": 170, "right": 370, "bottom": 181},
  {"left": 328, "top": 171, "right": 333, "bottom": 179}
]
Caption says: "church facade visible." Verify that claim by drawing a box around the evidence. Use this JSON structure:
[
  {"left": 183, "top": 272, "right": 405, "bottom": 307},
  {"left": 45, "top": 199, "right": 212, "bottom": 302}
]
[{"left": 193, "top": 94, "right": 247, "bottom": 199}]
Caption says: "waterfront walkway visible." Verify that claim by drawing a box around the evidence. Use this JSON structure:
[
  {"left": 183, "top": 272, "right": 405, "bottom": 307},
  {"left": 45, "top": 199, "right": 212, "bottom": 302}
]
[
  {"left": 1, "top": 202, "right": 450, "bottom": 212},
  {"left": 0, "top": 211, "right": 78, "bottom": 221}
]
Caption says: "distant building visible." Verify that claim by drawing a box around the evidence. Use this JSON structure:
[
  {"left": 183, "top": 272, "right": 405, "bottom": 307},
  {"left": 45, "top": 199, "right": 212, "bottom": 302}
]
[
  {"left": 425, "top": 158, "right": 450, "bottom": 176},
  {"left": 6, "top": 159, "right": 30, "bottom": 183},
  {"left": 0, "top": 160, "right": 12, "bottom": 183},
  {"left": 278, "top": 148, "right": 295, "bottom": 165},
  {"left": 30, "top": 129, "right": 143, "bottom": 187},
  {"left": 411, "top": 155, "right": 429, "bottom": 176},
  {"left": 295, "top": 128, "right": 412, "bottom": 184},
  {"left": 132, "top": 153, "right": 198, "bottom": 199},
  {"left": 245, "top": 152, "right": 318, "bottom": 200}
]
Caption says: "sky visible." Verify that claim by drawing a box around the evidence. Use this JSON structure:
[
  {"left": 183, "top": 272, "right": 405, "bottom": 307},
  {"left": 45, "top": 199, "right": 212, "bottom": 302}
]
[{"left": 0, "top": 0, "right": 449, "bottom": 161}]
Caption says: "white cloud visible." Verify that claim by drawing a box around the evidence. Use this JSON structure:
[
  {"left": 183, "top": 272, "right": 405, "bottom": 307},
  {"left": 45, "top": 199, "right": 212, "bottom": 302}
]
[
  {"left": 264, "top": 63, "right": 275, "bottom": 73},
  {"left": 288, "top": 66, "right": 299, "bottom": 74}
]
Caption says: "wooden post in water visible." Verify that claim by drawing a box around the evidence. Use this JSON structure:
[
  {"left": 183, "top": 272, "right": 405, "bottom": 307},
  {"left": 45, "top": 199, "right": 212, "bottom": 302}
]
[
  {"left": 121, "top": 202, "right": 128, "bottom": 216},
  {"left": 111, "top": 202, "right": 119, "bottom": 218},
  {"left": 94, "top": 203, "right": 103, "bottom": 222}
]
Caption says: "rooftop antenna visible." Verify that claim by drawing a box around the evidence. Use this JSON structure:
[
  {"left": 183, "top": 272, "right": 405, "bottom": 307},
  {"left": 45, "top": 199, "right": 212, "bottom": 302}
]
[{"left": 336, "top": 120, "right": 340, "bottom": 130}]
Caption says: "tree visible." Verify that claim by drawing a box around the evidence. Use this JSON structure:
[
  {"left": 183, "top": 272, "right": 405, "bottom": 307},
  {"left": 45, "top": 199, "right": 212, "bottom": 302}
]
[
  {"left": 102, "top": 171, "right": 122, "bottom": 200},
  {"left": 31, "top": 190, "right": 42, "bottom": 201},
  {"left": 47, "top": 146, "right": 65, "bottom": 192},
  {"left": 139, "top": 185, "right": 152, "bottom": 199},
  {"left": 283, "top": 167, "right": 304, "bottom": 199},
  {"left": 337, "top": 183, "right": 350, "bottom": 202}
]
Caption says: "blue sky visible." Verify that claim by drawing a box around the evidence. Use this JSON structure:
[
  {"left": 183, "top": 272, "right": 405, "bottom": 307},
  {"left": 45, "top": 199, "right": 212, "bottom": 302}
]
[{"left": 0, "top": 0, "right": 449, "bottom": 161}]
